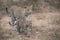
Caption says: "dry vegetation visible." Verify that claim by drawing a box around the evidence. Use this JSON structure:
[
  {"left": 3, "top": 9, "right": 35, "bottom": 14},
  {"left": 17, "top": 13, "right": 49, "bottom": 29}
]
[{"left": 0, "top": 0, "right": 60, "bottom": 40}]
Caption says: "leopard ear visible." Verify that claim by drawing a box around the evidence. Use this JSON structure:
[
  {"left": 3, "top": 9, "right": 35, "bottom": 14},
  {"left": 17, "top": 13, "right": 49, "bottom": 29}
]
[
  {"left": 28, "top": 5, "right": 33, "bottom": 12},
  {"left": 30, "top": 5, "right": 33, "bottom": 8},
  {"left": 29, "top": 5, "right": 33, "bottom": 10}
]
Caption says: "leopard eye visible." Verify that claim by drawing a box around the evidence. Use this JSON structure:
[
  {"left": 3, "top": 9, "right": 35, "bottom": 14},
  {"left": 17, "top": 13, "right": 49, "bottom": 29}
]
[{"left": 24, "top": 6, "right": 27, "bottom": 8}]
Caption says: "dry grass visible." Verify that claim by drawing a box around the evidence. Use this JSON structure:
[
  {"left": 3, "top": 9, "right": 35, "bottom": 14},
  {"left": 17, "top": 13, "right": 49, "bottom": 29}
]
[
  {"left": 0, "top": 12, "right": 60, "bottom": 40},
  {"left": 0, "top": 1, "right": 60, "bottom": 39}
]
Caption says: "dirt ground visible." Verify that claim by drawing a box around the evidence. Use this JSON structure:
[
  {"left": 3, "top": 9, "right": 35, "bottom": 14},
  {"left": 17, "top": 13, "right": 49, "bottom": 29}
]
[{"left": 0, "top": 11, "right": 60, "bottom": 40}]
